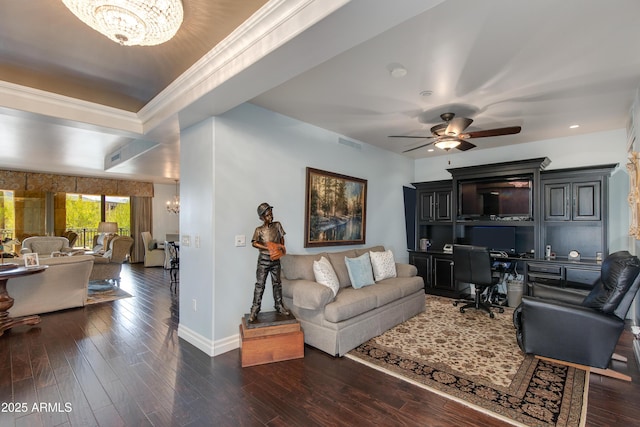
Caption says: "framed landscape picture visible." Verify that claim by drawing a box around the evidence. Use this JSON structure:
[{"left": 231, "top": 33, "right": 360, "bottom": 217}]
[{"left": 305, "top": 167, "right": 367, "bottom": 247}]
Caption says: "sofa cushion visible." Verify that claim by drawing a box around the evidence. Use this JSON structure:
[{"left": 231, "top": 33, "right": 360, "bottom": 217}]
[
  {"left": 313, "top": 256, "right": 340, "bottom": 296},
  {"left": 377, "top": 276, "right": 424, "bottom": 297},
  {"left": 281, "top": 253, "right": 326, "bottom": 281},
  {"left": 345, "top": 253, "right": 375, "bottom": 289},
  {"left": 324, "top": 287, "right": 378, "bottom": 323},
  {"left": 327, "top": 250, "right": 357, "bottom": 288},
  {"left": 370, "top": 249, "right": 397, "bottom": 281}
]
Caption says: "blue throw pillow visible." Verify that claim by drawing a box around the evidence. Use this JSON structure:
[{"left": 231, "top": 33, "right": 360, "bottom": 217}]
[{"left": 345, "top": 253, "right": 375, "bottom": 289}]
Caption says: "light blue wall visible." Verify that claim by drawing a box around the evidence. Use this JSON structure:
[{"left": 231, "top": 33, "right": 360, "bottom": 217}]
[
  {"left": 179, "top": 118, "right": 216, "bottom": 342},
  {"left": 179, "top": 103, "right": 415, "bottom": 352},
  {"left": 178, "top": 105, "right": 632, "bottom": 354}
]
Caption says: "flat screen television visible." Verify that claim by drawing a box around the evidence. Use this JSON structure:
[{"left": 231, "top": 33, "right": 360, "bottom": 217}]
[
  {"left": 469, "top": 226, "right": 516, "bottom": 253},
  {"left": 458, "top": 176, "right": 532, "bottom": 220}
]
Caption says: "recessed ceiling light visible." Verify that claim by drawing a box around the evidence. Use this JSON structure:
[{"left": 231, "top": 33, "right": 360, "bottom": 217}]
[
  {"left": 428, "top": 148, "right": 434, "bottom": 152},
  {"left": 570, "top": 124, "right": 580, "bottom": 129},
  {"left": 420, "top": 90, "right": 433, "bottom": 97}
]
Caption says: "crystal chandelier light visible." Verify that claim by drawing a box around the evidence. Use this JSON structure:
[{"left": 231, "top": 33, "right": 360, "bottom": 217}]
[
  {"left": 166, "top": 180, "right": 180, "bottom": 214},
  {"left": 62, "top": 0, "right": 184, "bottom": 46}
]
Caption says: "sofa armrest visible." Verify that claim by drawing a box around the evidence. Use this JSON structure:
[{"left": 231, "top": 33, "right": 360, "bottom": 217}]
[
  {"left": 282, "top": 278, "right": 334, "bottom": 310},
  {"left": 395, "top": 263, "right": 417, "bottom": 278}
]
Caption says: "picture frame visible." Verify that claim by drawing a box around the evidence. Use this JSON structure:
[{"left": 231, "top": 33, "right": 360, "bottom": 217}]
[
  {"left": 23, "top": 252, "right": 40, "bottom": 268},
  {"left": 305, "top": 167, "right": 367, "bottom": 247}
]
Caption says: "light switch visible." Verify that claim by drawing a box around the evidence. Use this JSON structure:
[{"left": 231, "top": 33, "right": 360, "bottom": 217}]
[
  {"left": 195, "top": 235, "right": 200, "bottom": 248},
  {"left": 182, "top": 235, "right": 190, "bottom": 247},
  {"left": 235, "top": 235, "right": 246, "bottom": 247}
]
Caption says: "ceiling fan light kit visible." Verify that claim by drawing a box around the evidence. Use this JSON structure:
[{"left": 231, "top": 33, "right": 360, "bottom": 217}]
[
  {"left": 434, "top": 137, "right": 461, "bottom": 150},
  {"left": 62, "top": 0, "right": 184, "bottom": 46}
]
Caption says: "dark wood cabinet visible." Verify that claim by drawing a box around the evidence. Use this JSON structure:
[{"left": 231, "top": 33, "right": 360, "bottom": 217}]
[
  {"left": 525, "top": 260, "right": 600, "bottom": 293},
  {"left": 544, "top": 179, "right": 601, "bottom": 221},
  {"left": 416, "top": 181, "right": 452, "bottom": 222},
  {"left": 432, "top": 255, "right": 454, "bottom": 290},
  {"left": 409, "top": 251, "right": 455, "bottom": 295}
]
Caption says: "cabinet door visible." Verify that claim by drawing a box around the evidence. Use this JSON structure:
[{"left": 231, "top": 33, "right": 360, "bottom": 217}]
[
  {"left": 409, "top": 253, "right": 431, "bottom": 290},
  {"left": 434, "top": 190, "right": 452, "bottom": 221},
  {"left": 419, "top": 192, "right": 435, "bottom": 221},
  {"left": 544, "top": 183, "right": 571, "bottom": 221},
  {"left": 433, "top": 257, "right": 454, "bottom": 290},
  {"left": 572, "top": 181, "right": 601, "bottom": 220}
]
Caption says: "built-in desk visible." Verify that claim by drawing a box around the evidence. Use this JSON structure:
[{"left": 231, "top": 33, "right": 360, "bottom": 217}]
[{"left": 524, "top": 258, "right": 601, "bottom": 302}]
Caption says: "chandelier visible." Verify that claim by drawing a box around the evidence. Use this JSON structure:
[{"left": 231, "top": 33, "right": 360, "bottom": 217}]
[
  {"left": 167, "top": 180, "right": 180, "bottom": 214},
  {"left": 62, "top": 0, "right": 184, "bottom": 46}
]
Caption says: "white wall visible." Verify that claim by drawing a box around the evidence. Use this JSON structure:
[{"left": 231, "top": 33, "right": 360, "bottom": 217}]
[
  {"left": 178, "top": 103, "right": 415, "bottom": 355},
  {"left": 152, "top": 183, "right": 180, "bottom": 240},
  {"left": 414, "top": 129, "right": 630, "bottom": 253}
]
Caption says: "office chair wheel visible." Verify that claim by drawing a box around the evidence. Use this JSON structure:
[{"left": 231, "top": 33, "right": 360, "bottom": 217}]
[
  {"left": 497, "top": 307, "right": 505, "bottom": 313},
  {"left": 489, "top": 312, "right": 495, "bottom": 319},
  {"left": 460, "top": 307, "right": 465, "bottom": 313},
  {"left": 453, "top": 301, "right": 458, "bottom": 306}
]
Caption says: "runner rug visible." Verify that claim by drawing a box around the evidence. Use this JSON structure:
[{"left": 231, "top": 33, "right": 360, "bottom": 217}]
[
  {"left": 346, "top": 295, "right": 588, "bottom": 427},
  {"left": 86, "top": 281, "right": 132, "bottom": 305}
]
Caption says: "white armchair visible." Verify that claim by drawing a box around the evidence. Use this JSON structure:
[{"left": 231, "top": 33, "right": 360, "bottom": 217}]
[{"left": 141, "top": 231, "right": 165, "bottom": 267}]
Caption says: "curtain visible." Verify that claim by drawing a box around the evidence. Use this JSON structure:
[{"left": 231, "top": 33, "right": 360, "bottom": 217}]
[{"left": 130, "top": 196, "right": 153, "bottom": 263}]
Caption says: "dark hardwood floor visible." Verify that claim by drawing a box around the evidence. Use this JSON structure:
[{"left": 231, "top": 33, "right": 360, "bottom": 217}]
[{"left": 1, "top": 264, "right": 639, "bottom": 426}]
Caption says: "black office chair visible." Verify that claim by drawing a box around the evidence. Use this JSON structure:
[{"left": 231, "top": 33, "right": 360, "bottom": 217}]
[
  {"left": 452, "top": 244, "right": 504, "bottom": 318},
  {"left": 167, "top": 241, "right": 179, "bottom": 293}
]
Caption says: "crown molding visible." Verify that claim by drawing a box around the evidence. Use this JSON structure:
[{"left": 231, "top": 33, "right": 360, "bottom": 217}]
[
  {"left": 138, "top": 0, "right": 351, "bottom": 131},
  {"left": 0, "top": 80, "right": 142, "bottom": 135}
]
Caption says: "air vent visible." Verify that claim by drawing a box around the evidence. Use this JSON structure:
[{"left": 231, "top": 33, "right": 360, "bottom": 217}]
[
  {"left": 105, "top": 139, "right": 159, "bottom": 170},
  {"left": 338, "top": 137, "right": 362, "bottom": 150}
]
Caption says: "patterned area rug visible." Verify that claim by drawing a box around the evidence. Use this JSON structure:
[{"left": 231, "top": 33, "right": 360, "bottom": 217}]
[
  {"left": 347, "top": 296, "right": 588, "bottom": 427},
  {"left": 86, "top": 281, "right": 132, "bottom": 305}
]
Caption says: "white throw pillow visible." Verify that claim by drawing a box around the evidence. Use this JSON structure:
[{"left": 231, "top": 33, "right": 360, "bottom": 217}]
[
  {"left": 370, "top": 249, "right": 397, "bottom": 281},
  {"left": 313, "top": 256, "right": 340, "bottom": 296}
]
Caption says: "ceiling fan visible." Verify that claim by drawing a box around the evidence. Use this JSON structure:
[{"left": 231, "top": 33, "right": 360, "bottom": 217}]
[{"left": 389, "top": 112, "right": 521, "bottom": 153}]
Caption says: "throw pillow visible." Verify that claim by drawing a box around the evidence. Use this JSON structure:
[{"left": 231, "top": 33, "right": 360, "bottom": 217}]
[
  {"left": 148, "top": 239, "right": 157, "bottom": 250},
  {"left": 370, "top": 249, "right": 397, "bottom": 281},
  {"left": 345, "top": 253, "right": 375, "bottom": 289},
  {"left": 313, "top": 256, "right": 340, "bottom": 296}
]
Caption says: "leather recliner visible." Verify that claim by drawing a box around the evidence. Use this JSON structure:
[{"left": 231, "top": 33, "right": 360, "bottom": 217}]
[{"left": 513, "top": 251, "right": 640, "bottom": 372}]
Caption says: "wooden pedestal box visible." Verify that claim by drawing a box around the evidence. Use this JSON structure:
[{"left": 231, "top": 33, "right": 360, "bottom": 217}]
[{"left": 239, "top": 314, "right": 304, "bottom": 367}]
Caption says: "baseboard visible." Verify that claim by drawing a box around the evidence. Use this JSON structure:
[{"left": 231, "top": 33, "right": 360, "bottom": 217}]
[
  {"left": 634, "top": 339, "right": 640, "bottom": 370},
  {"left": 177, "top": 324, "right": 240, "bottom": 357}
]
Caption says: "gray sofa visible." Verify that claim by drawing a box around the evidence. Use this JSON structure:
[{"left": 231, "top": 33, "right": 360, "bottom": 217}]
[
  {"left": 281, "top": 245, "right": 425, "bottom": 356},
  {"left": 7, "top": 254, "right": 94, "bottom": 317}
]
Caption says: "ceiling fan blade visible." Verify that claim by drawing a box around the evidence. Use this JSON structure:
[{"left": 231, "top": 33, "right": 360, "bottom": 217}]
[
  {"left": 388, "top": 135, "right": 434, "bottom": 139},
  {"left": 456, "top": 140, "right": 476, "bottom": 151},
  {"left": 403, "top": 141, "right": 435, "bottom": 153},
  {"left": 463, "top": 126, "right": 521, "bottom": 139},
  {"left": 444, "top": 117, "right": 473, "bottom": 136}
]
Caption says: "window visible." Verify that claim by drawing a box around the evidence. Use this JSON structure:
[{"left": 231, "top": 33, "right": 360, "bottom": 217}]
[{"left": 65, "top": 194, "right": 131, "bottom": 248}]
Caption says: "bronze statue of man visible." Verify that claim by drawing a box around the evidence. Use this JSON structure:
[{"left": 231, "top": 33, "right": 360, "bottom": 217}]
[{"left": 249, "top": 202, "right": 290, "bottom": 322}]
